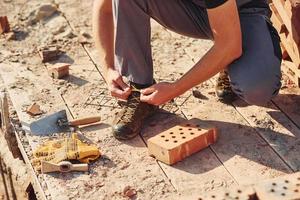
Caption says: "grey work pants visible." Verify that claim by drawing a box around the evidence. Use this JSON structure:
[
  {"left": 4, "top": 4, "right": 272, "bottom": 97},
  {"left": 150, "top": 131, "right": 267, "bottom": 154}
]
[{"left": 112, "top": 0, "right": 282, "bottom": 105}]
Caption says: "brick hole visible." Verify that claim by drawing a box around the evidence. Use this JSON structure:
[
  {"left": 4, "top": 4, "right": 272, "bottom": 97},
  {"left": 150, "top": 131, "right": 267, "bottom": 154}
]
[
  {"left": 211, "top": 195, "right": 215, "bottom": 198},
  {"left": 174, "top": 140, "right": 178, "bottom": 143},
  {"left": 182, "top": 136, "right": 186, "bottom": 139},
  {"left": 161, "top": 135, "right": 165, "bottom": 138},
  {"left": 170, "top": 132, "right": 174, "bottom": 135},
  {"left": 186, "top": 124, "right": 191, "bottom": 126},
  {"left": 285, "top": 180, "right": 289, "bottom": 183},
  {"left": 295, "top": 189, "right": 299, "bottom": 193},
  {"left": 281, "top": 193, "right": 285, "bottom": 196},
  {"left": 188, "top": 128, "right": 192, "bottom": 131},
  {"left": 297, "top": 183, "right": 300, "bottom": 187},
  {"left": 179, "top": 128, "right": 183, "bottom": 131},
  {"left": 298, "top": 177, "right": 300, "bottom": 180},
  {"left": 237, "top": 190, "right": 242, "bottom": 193},
  {"left": 272, "top": 183, "right": 276, "bottom": 186},
  {"left": 172, "top": 136, "right": 176, "bottom": 139},
  {"left": 180, "top": 132, "right": 184, "bottom": 135},
  {"left": 235, "top": 197, "right": 239, "bottom": 200},
  {"left": 198, "top": 128, "right": 202, "bottom": 131},
  {"left": 225, "top": 193, "right": 229, "bottom": 196},
  {"left": 190, "top": 132, "right": 195, "bottom": 135},
  {"left": 270, "top": 189, "right": 275, "bottom": 192},
  {"left": 198, "top": 198, "right": 202, "bottom": 200},
  {"left": 283, "top": 186, "right": 287, "bottom": 190},
  {"left": 196, "top": 124, "right": 200, "bottom": 127},
  {"left": 165, "top": 139, "right": 169, "bottom": 142}
]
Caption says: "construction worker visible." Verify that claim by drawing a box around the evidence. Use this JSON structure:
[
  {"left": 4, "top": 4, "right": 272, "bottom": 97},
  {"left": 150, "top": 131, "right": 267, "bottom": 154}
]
[{"left": 92, "top": 0, "right": 282, "bottom": 140}]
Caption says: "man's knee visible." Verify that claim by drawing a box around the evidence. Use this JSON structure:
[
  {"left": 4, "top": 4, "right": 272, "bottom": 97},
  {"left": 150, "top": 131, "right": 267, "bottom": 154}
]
[{"left": 232, "top": 76, "right": 281, "bottom": 106}]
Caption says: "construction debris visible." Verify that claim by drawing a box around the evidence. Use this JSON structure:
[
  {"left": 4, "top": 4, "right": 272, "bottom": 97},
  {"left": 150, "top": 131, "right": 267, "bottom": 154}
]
[
  {"left": 147, "top": 120, "right": 218, "bottom": 165},
  {"left": 123, "top": 186, "right": 137, "bottom": 198},
  {"left": 270, "top": 0, "right": 300, "bottom": 86},
  {"left": 39, "top": 46, "right": 61, "bottom": 63},
  {"left": 0, "top": 16, "right": 10, "bottom": 34},
  {"left": 26, "top": 103, "right": 43, "bottom": 116},
  {"left": 48, "top": 63, "right": 70, "bottom": 79},
  {"left": 28, "top": 3, "right": 58, "bottom": 24}
]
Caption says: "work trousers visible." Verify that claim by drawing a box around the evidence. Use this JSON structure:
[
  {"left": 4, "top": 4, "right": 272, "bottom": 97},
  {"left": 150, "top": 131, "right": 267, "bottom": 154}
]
[{"left": 112, "top": 0, "right": 282, "bottom": 105}]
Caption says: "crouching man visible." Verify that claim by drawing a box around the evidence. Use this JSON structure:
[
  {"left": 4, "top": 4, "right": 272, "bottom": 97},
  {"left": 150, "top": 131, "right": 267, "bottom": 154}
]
[{"left": 92, "top": 0, "right": 282, "bottom": 140}]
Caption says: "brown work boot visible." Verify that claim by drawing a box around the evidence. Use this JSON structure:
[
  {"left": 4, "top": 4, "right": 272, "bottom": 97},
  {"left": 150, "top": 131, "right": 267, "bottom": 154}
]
[
  {"left": 112, "top": 83, "right": 158, "bottom": 140},
  {"left": 215, "top": 71, "right": 237, "bottom": 103}
]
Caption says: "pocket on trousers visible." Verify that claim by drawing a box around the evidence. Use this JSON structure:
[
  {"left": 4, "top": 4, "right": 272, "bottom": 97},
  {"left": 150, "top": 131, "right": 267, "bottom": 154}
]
[{"left": 266, "top": 19, "right": 283, "bottom": 61}]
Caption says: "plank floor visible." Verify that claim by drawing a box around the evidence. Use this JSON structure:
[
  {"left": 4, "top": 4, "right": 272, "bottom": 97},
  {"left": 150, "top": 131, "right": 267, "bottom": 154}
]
[{"left": 1, "top": 0, "right": 300, "bottom": 199}]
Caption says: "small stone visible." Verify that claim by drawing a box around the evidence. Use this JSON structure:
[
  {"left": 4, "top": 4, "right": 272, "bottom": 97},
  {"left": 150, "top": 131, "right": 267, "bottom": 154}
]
[
  {"left": 61, "top": 29, "right": 76, "bottom": 39},
  {"left": 26, "top": 103, "right": 43, "bottom": 116},
  {"left": 6, "top": 32, "right": 16, "bottom": 40},
  {"left": 192, "top": 90, "right": 207, "bottom": 99},
  {"left": 35, "top": 4, "right": 58, "bottom": 21},
  {"left": 123, "top": 186, "right": 137, "bottom": 198},
  {"left": 80, "top": 31, "right": 92, "bottom": 39}
]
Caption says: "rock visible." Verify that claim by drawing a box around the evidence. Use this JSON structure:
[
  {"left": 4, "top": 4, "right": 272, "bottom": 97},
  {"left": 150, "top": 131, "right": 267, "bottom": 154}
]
[
  {"left": 26, "top": 103, "right": 43, "bottom": 116},
  {"left": 80, "top": 31, "right": 92, "bottom": 39},
  {"left": 123, "top": 186, "right": 137, "bottom": 198},
  {"left": 35, "top": 4, "right": 58, "bottom": 21},
  {"left": 192, "top": 90, "right": 208, "bottom": 100},
  {"left": 61, "top": 29, "right": 76, "bottom": 39}
]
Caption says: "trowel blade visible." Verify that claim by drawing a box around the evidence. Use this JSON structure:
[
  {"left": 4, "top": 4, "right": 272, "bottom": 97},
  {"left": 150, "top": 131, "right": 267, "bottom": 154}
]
[{"left": 30, "top": 110, "right": 69, "bottom": 135}]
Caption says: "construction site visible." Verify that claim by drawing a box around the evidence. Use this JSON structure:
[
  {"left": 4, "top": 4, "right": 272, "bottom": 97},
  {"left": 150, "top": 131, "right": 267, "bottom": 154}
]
[{"left": 0, "top": 0, "right": 300, "bottom": 199}]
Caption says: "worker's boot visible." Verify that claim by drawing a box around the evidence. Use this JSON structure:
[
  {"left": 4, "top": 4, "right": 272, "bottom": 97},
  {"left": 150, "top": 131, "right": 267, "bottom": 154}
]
[
  {"left": 215, "top": 70, "right": 237, "bottom": 103},
  {"left": 112, "top": 83, "right": 158, "bottom": 140}
]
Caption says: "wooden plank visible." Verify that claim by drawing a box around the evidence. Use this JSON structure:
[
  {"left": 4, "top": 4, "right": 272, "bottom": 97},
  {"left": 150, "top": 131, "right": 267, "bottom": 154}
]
[
  {"left": 0, "top": 62, "right": 70, "bottom": 199},
  {"left": 280, "top": 32, "right": 300, "bottom": 65},
  {"left": 233, "top": 99, "right": 300, "bottom": 171},
  {"left": 273, "top": 0, "right": 300, "bottom": 44},
  {"left": 272, "top": 87, "right": 300, "bottom": 130},
  {"left": 179, "top": 88, "right": 292, "bottom": 184}
]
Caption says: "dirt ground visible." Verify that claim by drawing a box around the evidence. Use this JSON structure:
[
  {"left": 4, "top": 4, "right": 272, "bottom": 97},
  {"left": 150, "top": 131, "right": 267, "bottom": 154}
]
[{"left": 1, "top": 0, "right": 300, "bottom": 200}]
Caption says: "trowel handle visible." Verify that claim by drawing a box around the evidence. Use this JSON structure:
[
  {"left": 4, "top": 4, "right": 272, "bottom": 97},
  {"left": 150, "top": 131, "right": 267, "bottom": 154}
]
[{"left": 69, "top": 116, "right": 101, "bottom": 126}]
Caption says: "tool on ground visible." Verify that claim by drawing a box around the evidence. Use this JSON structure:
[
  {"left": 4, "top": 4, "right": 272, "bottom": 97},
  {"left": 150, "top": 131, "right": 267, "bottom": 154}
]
[
  {"left": 30, "top": 109, "right": 101, "bottom": 135},
  {"left": 41, "top": 161, "right": 88, "bottom": 173},
  {"left": 148, "top": 119, "right": 217, "bottom": 165},
  {"left": 32, "top": 133, "right": 101, "bottom": 171}
]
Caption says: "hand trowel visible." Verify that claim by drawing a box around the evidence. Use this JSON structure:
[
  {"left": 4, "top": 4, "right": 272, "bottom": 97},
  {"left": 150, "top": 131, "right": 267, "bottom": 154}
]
[{"left": 30, "top": 109, "right": 101, "bottom": 135}]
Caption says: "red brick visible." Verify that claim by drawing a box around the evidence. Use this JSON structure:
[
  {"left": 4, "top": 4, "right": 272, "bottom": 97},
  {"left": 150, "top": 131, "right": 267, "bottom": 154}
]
[
  {"left": 147, "top": 121, "right": 218, "bottom": 165},
  {"left": 0, "top": 16, "right": 10, "bottom": 34},
  {"left": 48, "top": 63, "right": 70, "bottom": 79}
]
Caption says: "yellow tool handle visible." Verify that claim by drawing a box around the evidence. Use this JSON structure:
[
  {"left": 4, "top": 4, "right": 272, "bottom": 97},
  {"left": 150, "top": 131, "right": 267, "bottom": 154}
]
[{"left": 69, "top": 116, "right": 101, "bottom": 126}]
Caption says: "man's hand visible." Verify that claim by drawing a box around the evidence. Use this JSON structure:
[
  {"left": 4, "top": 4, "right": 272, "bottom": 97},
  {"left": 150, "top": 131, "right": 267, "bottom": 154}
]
[
  {"left": 140, "top": 82, "right": 178, "bottom": 106},
  {"left": 106, "top": 68, "right": 131, "bottom": 100}
]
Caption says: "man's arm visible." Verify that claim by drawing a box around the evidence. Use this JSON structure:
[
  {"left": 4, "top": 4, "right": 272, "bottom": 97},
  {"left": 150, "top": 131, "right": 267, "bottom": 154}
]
[
  {"left": 92, "top": 0, "right": 131, "bottom": 100},
  {"left": 140, "top": 0, "right": 242, "bottom": 105}
]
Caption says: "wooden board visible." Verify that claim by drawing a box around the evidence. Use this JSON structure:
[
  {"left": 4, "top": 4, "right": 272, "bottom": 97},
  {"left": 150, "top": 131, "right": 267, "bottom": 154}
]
[
  {"left": 272, "top": 87, "right": 300, "bottom": 130},
  {"left": 0, "top": 62, "right": 71, "bottom": 199},
  {"left": 233, "top": 99, "right": 300, "bottom": 171}
]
